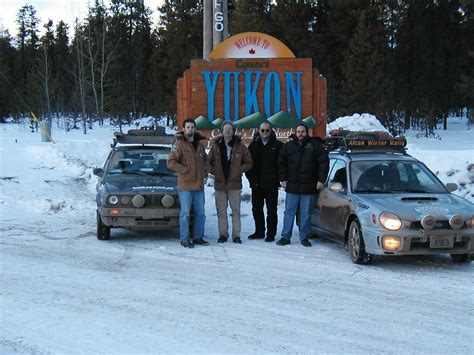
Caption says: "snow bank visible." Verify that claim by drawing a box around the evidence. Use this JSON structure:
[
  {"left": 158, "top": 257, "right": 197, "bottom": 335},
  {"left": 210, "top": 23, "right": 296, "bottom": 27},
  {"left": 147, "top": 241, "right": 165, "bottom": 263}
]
[{"left": 327, "top": 113, "right": 389, "bottom": 133}]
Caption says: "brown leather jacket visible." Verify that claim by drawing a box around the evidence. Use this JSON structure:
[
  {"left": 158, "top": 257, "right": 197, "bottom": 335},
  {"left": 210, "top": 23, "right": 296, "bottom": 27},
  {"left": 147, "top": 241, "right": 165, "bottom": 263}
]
[
  {"left": 208, "top": 134, "right": 253, "bottom": 190},
  {"left": 167, "top": 131, "right": 208, "bottom": 191}
]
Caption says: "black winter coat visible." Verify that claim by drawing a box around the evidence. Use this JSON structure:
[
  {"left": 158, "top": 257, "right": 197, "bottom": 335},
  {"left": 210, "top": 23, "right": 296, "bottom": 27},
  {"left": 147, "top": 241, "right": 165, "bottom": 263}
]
[
  {"left": 278, "top": 135, "right": 329, "bottom": 194},
  {"left": 245, "top": 131, "right": 283, "bottom": 190}
]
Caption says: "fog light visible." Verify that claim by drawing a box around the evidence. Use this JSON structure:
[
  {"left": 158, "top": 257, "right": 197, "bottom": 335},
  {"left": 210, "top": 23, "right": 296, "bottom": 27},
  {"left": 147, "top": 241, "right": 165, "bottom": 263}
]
[
  {"left": 382, "top": 236, "right": 401, "bottom": 251},
  {"left": 380, "top": 212, "right": 402, "bottom": 230},
  {"left": 449, "top": 215, "right": 464, "bottom": 230},
  {"left": 132, "top": 194, "right": 145, "bottom": 208},
  {"left": 161, "top": 194, "right": 175, "bottom": 208}
]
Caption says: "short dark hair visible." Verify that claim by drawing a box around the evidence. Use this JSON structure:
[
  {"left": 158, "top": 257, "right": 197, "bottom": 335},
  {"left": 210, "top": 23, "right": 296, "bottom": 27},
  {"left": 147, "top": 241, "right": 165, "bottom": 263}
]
[
  {"left": 183, "top": 118, "right": 196, "bottom": 128},
  {"left": 296, "top": 122, "right": 308, "bottom": 134},
  {"left": 221, "top": 121, "right": 236, "bottom": 133},
  {"left": 260, "top": 121, "right": 271, "bottom": 129}
]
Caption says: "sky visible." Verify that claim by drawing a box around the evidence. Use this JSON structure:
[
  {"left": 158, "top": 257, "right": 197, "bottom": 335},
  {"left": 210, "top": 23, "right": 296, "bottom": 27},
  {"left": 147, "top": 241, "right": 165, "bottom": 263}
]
[{"left": 1, "top": 0, "right": 163, "bottom": 37}]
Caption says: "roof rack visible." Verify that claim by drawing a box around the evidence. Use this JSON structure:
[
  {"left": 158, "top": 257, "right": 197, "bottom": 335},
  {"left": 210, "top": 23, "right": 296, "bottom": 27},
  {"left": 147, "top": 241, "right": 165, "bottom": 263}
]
[
  {"left": 326, "top": 129, "right": 407, "bottom": 154},
  {"left": 112, "top": 127, "right": 175, "bottom": 148}
]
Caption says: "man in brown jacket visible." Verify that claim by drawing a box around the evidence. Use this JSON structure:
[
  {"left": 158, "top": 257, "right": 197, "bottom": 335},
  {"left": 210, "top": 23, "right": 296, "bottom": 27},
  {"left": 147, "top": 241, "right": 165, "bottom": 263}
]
[
  {"left": 208, "top": 122, "right": 253, "bottom": 244},
  {"left": 167, "top": 119, "right": 209, "bottom": 248}
]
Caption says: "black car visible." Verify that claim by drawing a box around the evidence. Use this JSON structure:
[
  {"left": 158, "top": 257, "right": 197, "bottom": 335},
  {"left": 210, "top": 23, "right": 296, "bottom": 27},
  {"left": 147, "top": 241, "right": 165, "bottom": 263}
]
[{"left": 93, "top": 129, "right": 179, "bottom": 240}]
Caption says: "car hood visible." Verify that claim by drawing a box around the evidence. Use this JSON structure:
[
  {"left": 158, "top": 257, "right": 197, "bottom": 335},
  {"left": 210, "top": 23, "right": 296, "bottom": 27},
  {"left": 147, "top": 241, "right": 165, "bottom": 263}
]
[
  {"left": 356, "top": 193, "right": 474, "bottom": 220},
  {"left": 101, "top": 175, "right": 178, "bottom": 194}
]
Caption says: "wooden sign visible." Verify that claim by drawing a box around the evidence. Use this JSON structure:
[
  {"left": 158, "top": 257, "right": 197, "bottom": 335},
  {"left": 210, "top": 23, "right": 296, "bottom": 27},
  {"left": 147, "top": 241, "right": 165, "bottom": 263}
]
[{"left": 176, "top": 33, "right": 327, "bottom": 142}]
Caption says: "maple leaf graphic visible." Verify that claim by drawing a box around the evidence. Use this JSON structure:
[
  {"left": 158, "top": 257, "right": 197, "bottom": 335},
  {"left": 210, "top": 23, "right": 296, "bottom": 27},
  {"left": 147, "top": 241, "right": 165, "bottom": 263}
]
[{"left": 249, "top": 48, "right": 255, "bottom": 54}]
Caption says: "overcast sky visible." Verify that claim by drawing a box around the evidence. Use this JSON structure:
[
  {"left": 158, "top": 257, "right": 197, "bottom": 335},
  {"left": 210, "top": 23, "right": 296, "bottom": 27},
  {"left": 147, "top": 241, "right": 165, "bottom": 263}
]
[{"left": 1, "top": 0, "right": 163, "bottom": 37}]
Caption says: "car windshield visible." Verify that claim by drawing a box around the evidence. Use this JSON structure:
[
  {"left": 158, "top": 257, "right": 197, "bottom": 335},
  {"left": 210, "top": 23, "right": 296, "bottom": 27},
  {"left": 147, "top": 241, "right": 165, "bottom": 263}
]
[
  {"left": 105, "top": 149, "right": 177, "bottom": 176},
  {"left": 350, "top": 160, "right": 447, "bottom": 194}
]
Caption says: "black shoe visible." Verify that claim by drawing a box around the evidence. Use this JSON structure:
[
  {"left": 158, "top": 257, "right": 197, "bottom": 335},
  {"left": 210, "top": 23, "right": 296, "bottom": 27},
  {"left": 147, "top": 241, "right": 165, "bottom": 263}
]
[
  {"left": 193, "top": 238, "right": 209, "bottom": 246},
  {"left": 265, "top": 236, "right": 275, "bottom": 242},
  {"left": 233, "top": 237, "right": 242, "bottom": 244},
  {"left": 180, "top": 240, "right": 194, "bottom": 248},
  {"left": 301, "top": 239, "right": 312, "bottom": 247},
  {"left": 218, "top": 236, "right": 228, "bottom": 243},
  {"left": 248, "top": 233, "right": 264, "bottom": 240},
  {"left": 276, "top": 238, "right": 291, "bottom": 246}
]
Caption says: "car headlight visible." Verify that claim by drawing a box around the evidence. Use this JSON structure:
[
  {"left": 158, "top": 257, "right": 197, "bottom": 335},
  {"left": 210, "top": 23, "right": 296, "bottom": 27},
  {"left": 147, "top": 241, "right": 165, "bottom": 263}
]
[
  {"left": 379, "top": 212, "right": 402, "bottom": 230},
  {"left": 120, "top": 195, "right": 131, "bottom": 205},
  {"left": 108, "top": 195, "right": 119, "bottom": 205},
  {"left": 382, "top": 236, "right": 401, "bottom": 251}
]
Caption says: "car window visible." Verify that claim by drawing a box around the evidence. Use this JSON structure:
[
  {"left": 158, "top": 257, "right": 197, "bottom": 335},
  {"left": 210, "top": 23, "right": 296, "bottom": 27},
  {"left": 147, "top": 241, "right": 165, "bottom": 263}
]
[
  {"left": 351, "top": 160, "right": 447, "bottom": 193},
  {"left": 327, "top": 159, "right": 347, "bottom": 189},
  {"left": 105, "top": 149, "right": 176, "bottom": 176},
  {"left": 326, "top": 159, "right": 338, "bottom": 184}
]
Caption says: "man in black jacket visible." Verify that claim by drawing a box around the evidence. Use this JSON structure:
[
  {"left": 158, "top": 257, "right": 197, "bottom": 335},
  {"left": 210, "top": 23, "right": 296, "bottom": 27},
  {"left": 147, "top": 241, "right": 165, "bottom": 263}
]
[
  {"left": 245, "top": 122, "right": 283, "bottom": 242},
  {"left": 277, "top": 123, "right": 329, "bottom": 247}
]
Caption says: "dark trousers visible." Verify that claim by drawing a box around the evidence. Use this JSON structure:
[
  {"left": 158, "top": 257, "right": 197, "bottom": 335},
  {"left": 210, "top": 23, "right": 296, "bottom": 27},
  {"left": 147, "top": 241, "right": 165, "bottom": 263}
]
[{"left": 251, "top": 187, "right": 278, "bottom": 238}]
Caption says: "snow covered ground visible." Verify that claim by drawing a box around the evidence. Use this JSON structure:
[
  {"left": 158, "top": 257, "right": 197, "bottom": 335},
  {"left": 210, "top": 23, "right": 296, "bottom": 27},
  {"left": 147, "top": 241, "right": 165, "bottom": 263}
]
[{"left": 1, "top": 115, "right": 473, "bottom": 354}]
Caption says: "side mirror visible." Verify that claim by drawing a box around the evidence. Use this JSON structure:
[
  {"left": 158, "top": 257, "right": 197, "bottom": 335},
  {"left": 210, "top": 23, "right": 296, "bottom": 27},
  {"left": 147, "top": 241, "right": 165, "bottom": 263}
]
[
  {"left": 93, "top": 168, "right": 104, "bottom": 177},
  {"left": 328, "top": 182, "right": 344, "bottom": 193},
  {"left": 445, "top": 183, "right": 458, "bottom": 192}
]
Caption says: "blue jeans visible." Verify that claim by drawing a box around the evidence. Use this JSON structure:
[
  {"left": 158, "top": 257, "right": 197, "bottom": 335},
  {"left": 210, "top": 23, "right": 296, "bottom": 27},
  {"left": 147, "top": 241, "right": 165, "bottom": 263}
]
[
  {"left": 281, "top": 193, "right": 314, "bottom": 241},
  {"left": 178, "top": 190, "right": 205, "bottom": 241}
]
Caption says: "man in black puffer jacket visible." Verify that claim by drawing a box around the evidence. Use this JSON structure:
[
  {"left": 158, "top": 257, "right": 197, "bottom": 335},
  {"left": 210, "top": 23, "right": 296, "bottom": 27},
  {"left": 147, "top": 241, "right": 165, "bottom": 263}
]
[
  {"left": 245, "top": 122, "right": 283, "bottom": 242},
  {"left": 277, "top": 123, "right": 329, "bottom": 247}
]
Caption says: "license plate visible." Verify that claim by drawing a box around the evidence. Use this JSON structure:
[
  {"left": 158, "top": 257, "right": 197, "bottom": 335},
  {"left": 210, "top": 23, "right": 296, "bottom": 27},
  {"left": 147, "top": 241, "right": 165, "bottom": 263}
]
[{"left": 429, "top": 235, "right": 454, "bottom": 248}]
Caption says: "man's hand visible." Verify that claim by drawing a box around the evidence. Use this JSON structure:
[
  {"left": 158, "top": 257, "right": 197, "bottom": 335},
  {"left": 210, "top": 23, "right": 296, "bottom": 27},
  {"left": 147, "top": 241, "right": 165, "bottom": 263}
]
[{"left": 317, "top": 181, "right": 324, "bottom": 190}]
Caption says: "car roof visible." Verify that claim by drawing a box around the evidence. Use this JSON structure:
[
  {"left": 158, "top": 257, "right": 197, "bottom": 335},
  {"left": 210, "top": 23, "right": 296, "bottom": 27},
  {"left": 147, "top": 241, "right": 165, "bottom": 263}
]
[
  {"left": 114, "top": 145, "right": 171, "bottom": 152},
  {"left": 329, "top": 152, "right": 419, "bottom": 162}
]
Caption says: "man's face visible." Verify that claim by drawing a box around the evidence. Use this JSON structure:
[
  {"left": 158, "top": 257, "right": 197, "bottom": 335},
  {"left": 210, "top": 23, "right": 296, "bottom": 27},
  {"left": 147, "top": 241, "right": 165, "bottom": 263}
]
[
  {"left": 222, "top": 124, "right": 234, "bottom": 139},
  {"left": 296, "top": 126, "right": 307, "bottom": 141},
  {"left": 259, "top": 123, "right": 271, "bottom": 139},
  {"left": 184, "top": 122, "right": 195, "bottom": 137}
]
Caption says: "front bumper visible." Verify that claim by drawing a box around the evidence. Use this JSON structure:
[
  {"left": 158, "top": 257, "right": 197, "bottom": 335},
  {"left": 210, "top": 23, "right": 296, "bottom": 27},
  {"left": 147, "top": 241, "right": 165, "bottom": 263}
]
[
  {"left": 98, "top": 207, "right": 180, "bottom": 228},
  {"left": 361, "top": 223, "right": 474, "bottom": 255}
]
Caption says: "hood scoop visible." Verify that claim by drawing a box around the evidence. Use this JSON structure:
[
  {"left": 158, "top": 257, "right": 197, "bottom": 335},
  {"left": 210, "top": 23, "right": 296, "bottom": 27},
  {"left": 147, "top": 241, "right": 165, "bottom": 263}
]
[{"left": 401, "top": 197, "right": 438, "bottom": 202}]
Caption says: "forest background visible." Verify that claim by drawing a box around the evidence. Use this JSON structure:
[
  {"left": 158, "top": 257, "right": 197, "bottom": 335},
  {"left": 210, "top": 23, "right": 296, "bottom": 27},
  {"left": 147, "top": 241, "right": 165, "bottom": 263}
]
[{"left": 0, "top": 0, "right": 473, "bottom": 136}]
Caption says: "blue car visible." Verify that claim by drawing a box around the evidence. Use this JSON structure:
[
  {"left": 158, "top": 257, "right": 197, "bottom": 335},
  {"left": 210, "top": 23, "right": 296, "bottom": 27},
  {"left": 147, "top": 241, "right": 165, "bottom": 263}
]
[{"left": 93, "top": 129, "right": 179, "bottom": 240}]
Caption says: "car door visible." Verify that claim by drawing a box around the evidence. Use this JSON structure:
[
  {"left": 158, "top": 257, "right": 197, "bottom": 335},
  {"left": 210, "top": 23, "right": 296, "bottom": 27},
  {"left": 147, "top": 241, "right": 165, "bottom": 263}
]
[{"left": 317, "top": 159, "right": 351, "bottom": 237}]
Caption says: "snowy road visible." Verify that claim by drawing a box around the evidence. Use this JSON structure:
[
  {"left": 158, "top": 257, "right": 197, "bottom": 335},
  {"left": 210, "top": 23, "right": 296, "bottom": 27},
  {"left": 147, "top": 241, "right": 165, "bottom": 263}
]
[
  {"left": 1, "top": 225, "right": 473, "bottom": 353},
  {"left": 1, "top": 120, "right": 473, "bottom": 353}
]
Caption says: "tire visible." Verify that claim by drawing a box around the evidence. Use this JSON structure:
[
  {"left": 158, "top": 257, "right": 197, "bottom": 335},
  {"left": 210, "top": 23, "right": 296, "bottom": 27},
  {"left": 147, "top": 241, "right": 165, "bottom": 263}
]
[
  {"left": 97, "top": 210, "right": 111, "bottom": 240},
  {"left": 450, "top": 253, "right": 471, "bottom": 263},
  {"left": 348, "top": 219, "right": 372, "bottom": 264}
]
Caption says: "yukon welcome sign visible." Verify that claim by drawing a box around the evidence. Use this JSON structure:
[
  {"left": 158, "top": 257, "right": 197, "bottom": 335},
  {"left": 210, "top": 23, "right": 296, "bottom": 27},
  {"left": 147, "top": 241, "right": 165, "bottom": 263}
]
[{"left": 177, "top": 32, "right": 327, "bottom": 142}]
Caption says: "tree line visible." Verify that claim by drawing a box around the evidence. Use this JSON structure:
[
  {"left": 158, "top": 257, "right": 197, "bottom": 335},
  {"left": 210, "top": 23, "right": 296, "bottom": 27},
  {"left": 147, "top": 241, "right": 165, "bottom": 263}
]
[{"left": 0, "top": 0, "right": 473, "bottom": 135}]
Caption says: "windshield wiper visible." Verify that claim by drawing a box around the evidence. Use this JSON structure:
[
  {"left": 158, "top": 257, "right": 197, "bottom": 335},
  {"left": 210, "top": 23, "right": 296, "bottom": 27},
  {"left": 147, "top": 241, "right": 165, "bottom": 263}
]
[{"left": 354, "top": 189, "right": 392, "bottom": 194}]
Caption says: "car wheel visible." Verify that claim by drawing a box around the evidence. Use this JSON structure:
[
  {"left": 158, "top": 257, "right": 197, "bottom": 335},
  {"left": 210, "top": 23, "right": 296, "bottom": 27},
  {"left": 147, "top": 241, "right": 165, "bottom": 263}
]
[
  {"left": 97, "top": 210, "right": 111, "bottom": 240},
  {"left": 348, "top": 219, "right": 372, "bottom": 264},
  {"left": 450, "top": 253, "right": 471, "bottom": 263}
]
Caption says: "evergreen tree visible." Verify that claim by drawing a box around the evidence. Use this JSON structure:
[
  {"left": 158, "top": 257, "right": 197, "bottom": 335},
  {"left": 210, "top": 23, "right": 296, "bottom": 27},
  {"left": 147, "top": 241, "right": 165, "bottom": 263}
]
[
  {"left": 229, "top": 0, "right": 273, "bottom": 34},
  {"left": 144, "top": 0, "right": 203, "bottom": 122},
  {"left": 14, "top": 4, "right": 40, "bottom": 115},
  {"left": 270, "top": 0, "right": 316, "bottom": 58},
  {"left": 313, "top": 0, "right": 367, "bottom": 119},
  {"left": 340, "top": 5, "right": 388, "bottom": 122},
  {"left": 0, "top": 30, "right": 16, "bottom": 121}
]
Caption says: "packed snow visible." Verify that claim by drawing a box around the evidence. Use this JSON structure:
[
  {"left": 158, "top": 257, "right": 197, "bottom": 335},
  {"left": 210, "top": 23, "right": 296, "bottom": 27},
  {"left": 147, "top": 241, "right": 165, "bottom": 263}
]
[{"left": 1, "top": 114, "right": 473, "bottom": 354}]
